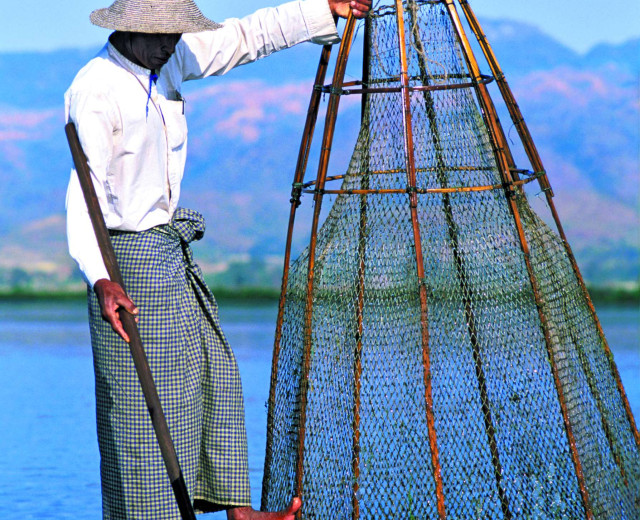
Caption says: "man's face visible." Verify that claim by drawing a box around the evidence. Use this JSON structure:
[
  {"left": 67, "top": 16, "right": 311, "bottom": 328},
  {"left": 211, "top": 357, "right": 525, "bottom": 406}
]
[{"left": 129, "top": 33, "right": 182, "bottom": 70}]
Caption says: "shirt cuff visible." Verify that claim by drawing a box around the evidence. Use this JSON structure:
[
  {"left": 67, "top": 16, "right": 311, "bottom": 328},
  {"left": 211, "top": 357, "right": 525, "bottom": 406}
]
[
  {"left": 86, "top": 268, "right": 111, "bottom": 289},
  {"left": 300, "top": 0, "right": 341, "bottom": 44}
]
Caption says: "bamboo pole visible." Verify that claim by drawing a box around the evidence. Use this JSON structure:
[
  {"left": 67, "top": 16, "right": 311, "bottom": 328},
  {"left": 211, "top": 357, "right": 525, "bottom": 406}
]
[
  {"left": 304, "top": 174, "right": 542, "bottom": 195},
  {"left": 458, "top": 0, "right": 640, "bottom": 453},
  {"left": 302, "top": 167, "right": 538, "bottom": 188},
  {"left": 352, "top": 190, "right": 367, "bottom": 520},
  {"left": 351, "top": 16, "right": 372, "bottom": 520},
  {"left": 442, "top": 2, "right": 594, "bottom": 518},
  {"left": 457, "top": 0, "right": 551, "bottom": 195},
  {"left": 315, "top": 77, "right": 492, "bottom": 95},
  {"left": 294, "top": 15, "right": 358, "bottom": 519},
  {"left": 261, "top": 41, "right": 334, "bottom": 509},
  {"left": 407, "top": 2, "right": 512, "bottom": 517},
  {"left": 394, "top": 1, "right": 447, "bottom": 517},
  {"left": 65, "top": 122, "right": 196, "bottom": 520}
]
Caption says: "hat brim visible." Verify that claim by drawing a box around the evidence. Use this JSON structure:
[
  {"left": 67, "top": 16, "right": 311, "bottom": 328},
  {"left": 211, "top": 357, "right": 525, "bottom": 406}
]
[{"left": 90, "top": 6, "right": 221, "bottom": 33}]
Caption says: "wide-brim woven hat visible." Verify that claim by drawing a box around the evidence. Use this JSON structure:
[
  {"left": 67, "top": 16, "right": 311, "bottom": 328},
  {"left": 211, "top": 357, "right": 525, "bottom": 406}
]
[{"left": 90, "top": 0, "right": 221, "bottom": 33}]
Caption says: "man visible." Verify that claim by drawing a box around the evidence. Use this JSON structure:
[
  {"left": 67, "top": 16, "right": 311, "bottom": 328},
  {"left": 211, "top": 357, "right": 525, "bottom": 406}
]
[{"left": 65, "top": 0, "right": 371, "bottom": 518}]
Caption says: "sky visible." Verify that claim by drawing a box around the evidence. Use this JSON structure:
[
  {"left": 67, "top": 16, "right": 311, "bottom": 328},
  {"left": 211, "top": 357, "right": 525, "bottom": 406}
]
[{"left": 0, "top": 0, "right": 639, "bottom": 54}]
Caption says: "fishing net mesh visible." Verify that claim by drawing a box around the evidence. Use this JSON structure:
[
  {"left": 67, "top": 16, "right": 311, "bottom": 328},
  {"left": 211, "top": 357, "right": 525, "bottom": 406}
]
[{"left": 261, "top": 1, "right": 640, "bottom": 518}]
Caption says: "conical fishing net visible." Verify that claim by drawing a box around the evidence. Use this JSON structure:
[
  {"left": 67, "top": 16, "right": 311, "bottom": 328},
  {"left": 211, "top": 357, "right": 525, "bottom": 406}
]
[{"left": 261, "top": 1, "right": 640, "bottom": 518}]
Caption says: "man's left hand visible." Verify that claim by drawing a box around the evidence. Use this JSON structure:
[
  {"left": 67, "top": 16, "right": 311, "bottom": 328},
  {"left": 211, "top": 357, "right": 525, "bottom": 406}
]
[{"left": 329, "top": 0, "right": 373, "bottom": 19}]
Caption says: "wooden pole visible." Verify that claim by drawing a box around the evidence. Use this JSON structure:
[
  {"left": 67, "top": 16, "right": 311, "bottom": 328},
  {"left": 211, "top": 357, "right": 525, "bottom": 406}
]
[{"left": 65, "top": 122, "right": 196, "bottom": 520}]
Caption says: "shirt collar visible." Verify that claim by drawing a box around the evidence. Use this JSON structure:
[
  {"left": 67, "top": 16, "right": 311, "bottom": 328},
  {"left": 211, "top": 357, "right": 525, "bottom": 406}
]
[{"left": 107, "top": 42, "right": 154, "bottom": 84}]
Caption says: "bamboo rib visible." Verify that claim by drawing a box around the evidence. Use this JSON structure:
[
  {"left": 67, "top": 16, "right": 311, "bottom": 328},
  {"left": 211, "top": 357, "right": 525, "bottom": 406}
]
[
  {"left": 395, "top": 1, "right": 447, "bottom": 517},
  {"left": 302, "top": 164, "right": 501, "bottom": 186},
  {"left": 294, "top": 15, "right": 358, "bottom": 518},
  {"left": 458, "top": 0, "right": 640, "bottom": 452},
  {"left": 351, "top": 17, "right": 372, "bottom": 520},
  {"left": 351, "top": 145, "right": 367, "bottom": 520},
  {"left": 457, "top": 0, "right": 552, "bottom": 195},
  {"left": 315, "top": 76, "right": 492, "bottom": 96},
  {"left": 261, "top": 41, "right": 334, "bottom": 509},
  {"left": 443, "top": 1, "right": 594, "bottom": 518},
  {"left": 302, "top": 169, "right": 544, "bottom": 194},
  {"left": 408, "top": 1, "right": 512, "bottom": 518}
]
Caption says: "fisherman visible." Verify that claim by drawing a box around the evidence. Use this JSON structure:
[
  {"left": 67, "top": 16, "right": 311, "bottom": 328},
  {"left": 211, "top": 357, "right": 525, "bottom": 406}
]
[{"left": 64, "top": 0, "right": 371, "bottom": 518}]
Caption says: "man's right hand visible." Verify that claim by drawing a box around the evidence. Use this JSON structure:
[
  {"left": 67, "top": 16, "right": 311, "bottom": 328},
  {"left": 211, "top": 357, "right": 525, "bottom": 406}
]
[
  {"left": 94, "top": 279, "right": 139, "bottom": 343},
  {"left": 329, "top": 0, "right": 372, "bottom": 19}
]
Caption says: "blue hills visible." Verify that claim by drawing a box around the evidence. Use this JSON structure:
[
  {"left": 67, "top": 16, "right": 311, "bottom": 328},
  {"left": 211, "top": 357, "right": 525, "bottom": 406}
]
[{"left": 0, "top": 18, "right": 638, "bottom": 291}]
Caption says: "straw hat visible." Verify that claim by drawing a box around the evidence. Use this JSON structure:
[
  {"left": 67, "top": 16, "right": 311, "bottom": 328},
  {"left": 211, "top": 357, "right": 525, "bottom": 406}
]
[{"left": 90, "top": 0, "right": 222, "bottom": 33}]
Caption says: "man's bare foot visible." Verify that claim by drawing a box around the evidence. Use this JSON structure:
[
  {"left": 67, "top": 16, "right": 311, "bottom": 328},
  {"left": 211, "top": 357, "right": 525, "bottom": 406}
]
[{"left": 226, "top": 497, "right": 301, "bottom": 520}]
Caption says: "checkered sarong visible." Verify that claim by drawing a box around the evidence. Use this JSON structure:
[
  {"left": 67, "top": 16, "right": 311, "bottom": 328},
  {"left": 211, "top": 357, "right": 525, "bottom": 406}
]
[{"left": 88, "top": 208, "right": 250, "bottom": 519}]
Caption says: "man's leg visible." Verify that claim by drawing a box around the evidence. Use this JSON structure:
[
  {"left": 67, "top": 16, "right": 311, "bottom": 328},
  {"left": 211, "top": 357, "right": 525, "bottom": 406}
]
[
  {"left": 192, "top": 294, "right": 252, "bottom": 509},
  {"left": 89, "top": 227, "right": 207, "bottom": 520},
  {"left": 191, "top": 293, "right": 301, "bottom": 519},
  {"left": 89, "top": 285, "right": 202, "bottom": 520}
]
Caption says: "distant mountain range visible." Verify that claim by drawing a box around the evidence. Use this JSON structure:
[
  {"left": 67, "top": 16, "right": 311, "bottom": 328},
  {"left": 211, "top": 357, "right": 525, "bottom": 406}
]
[{"left": 0, "top": 17, "right": 638, "bottom": 291}]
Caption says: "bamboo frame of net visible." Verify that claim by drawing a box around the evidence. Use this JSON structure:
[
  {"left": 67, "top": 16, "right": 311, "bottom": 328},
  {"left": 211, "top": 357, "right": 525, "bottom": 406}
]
[{"left": 261, "top": 1, "right": 640, "bottom": 518}]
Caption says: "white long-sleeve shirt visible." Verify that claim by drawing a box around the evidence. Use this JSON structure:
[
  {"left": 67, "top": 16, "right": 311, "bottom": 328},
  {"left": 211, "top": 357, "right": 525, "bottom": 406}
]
[{"left": 65, "top": 0, "right": 339, "bottom": 287}]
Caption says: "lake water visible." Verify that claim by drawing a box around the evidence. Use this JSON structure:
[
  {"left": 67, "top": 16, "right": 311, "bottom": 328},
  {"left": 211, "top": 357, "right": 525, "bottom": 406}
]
[{"left": 0, "top": 299, "right": 637, "bottom": 519}]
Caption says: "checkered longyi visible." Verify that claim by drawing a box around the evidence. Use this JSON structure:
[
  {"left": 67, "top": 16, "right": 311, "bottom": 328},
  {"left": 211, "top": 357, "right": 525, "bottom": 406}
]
[{"left": 88, "top": 208, "right": 250, "bottom": 519}]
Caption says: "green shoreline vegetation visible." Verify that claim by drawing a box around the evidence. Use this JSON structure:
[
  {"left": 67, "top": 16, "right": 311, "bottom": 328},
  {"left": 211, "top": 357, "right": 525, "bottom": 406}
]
[
  {"left": 0, "top": 285, "right": 638, "bottom": 305},
  {"left": 0, "top": 286, "right": 282, "bottom": 303}
]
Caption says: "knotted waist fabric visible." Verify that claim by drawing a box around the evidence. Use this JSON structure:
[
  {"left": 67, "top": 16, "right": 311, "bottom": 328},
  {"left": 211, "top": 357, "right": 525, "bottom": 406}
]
[{"left": 88, "top": 208, "right": 250, "bottom": 519}]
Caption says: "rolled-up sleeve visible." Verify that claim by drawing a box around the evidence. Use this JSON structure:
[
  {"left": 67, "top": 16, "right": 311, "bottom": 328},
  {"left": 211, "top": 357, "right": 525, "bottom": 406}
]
[{"left": 177, "top": 0, "right": 340, "bottom": 80}]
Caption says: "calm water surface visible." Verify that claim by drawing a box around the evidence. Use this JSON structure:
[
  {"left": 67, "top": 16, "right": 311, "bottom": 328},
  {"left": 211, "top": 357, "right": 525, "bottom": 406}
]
[{"left": 0, "top": 300, "right": 637, "bottom": 519}]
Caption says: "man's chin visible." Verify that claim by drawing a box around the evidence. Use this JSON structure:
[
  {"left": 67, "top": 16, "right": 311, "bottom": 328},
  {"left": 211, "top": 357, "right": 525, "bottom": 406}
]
[{"left": 148, "top": 60, "right": 169, "bottom": 71}]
